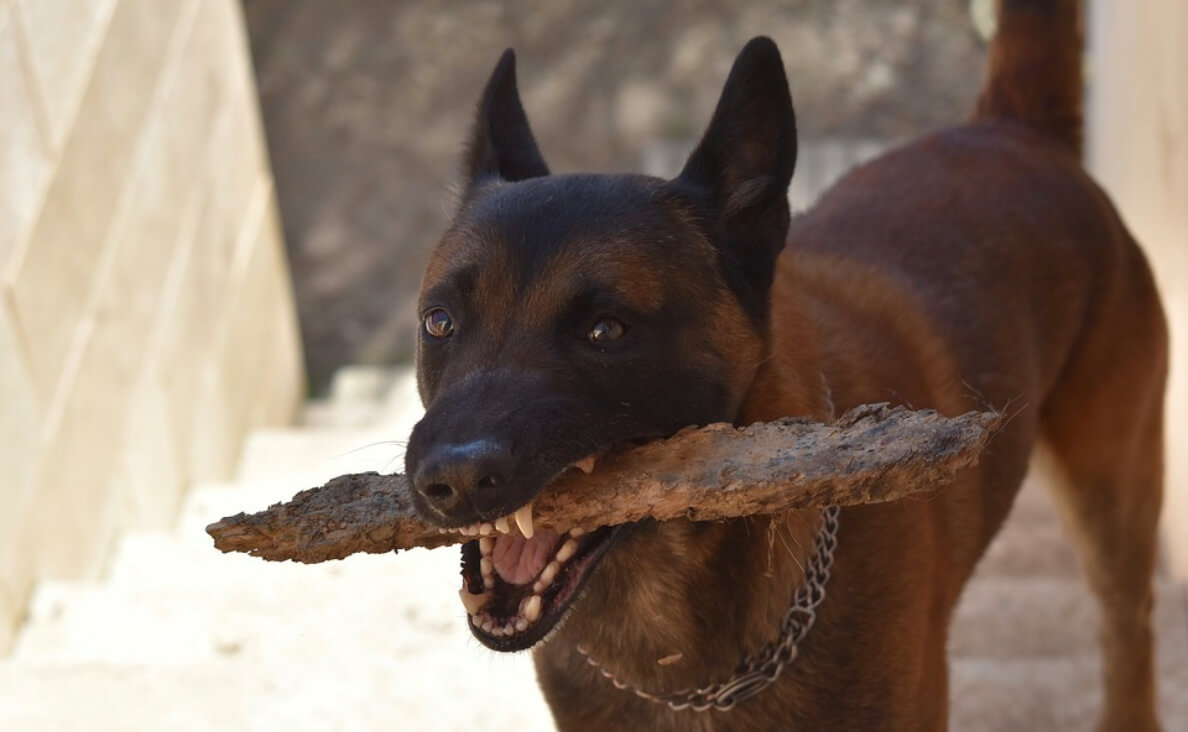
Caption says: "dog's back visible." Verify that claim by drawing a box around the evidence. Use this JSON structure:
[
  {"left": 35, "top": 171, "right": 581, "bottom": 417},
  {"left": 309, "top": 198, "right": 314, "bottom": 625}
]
[{"left": 762, "top": 1, "right": 1167, "bottom": 728}]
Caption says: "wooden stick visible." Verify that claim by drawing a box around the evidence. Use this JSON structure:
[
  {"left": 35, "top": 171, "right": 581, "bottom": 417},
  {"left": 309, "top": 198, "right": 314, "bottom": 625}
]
[{"left": 206, "top": 404, "right": 1001, "bottom": 563}]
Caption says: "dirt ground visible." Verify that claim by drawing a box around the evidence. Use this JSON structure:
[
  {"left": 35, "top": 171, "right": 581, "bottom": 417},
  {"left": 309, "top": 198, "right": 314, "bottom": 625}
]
[{"left": 241, "top": 0, "right": 986, "bottom": 392}]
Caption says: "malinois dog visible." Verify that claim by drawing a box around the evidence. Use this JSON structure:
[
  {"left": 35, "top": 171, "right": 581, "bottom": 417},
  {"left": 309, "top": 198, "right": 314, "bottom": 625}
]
[{"left": 404, "top": 0, "right": 1167, "bottom": 728}]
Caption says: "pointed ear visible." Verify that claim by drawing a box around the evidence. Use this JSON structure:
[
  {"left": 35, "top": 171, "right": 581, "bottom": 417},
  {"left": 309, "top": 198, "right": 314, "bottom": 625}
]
[
  {"left": 676, "top": 37, "right": 797, "bottom": 303},
  {"left": 461, "top": 49, "right": 549, "bottom": 200}
]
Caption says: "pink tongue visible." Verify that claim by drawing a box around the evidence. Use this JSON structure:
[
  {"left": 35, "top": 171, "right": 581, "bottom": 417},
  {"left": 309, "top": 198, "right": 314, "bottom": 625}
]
[{"left": 492, "top": 530, "right": 561, "bottom": 585}]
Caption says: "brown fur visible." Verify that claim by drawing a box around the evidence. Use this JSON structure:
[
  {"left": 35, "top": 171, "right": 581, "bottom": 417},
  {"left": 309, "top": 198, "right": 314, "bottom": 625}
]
[{"left": 534, "top": 6, "right": 1165, "bottom": 732}]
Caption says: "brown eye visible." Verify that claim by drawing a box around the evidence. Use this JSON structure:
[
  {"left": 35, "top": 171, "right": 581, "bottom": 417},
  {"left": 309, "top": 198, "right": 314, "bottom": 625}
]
[
  {"left": 588, "top": 317, "right": 626, "bottom": 345},
  {"left": 423, "top": 308, "right": 454, "bottom": 338}
]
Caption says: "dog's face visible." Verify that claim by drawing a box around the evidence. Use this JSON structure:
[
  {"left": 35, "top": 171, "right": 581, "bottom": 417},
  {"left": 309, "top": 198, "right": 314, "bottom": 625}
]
[{"left": 404, "top": 38, "right": 797, "bottom": 651}]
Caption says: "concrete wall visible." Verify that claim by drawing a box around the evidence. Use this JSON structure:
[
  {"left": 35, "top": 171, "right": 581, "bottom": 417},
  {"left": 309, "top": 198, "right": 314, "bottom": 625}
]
[
  {"left": 1087, "top": 0, "right": 1188, "bottom": 577},
  {"left": 0, "top": 0, "right": 304, "bottom": 650}
]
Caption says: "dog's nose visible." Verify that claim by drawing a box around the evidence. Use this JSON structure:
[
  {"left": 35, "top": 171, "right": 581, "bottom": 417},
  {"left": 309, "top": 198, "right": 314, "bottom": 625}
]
[{"left": 411, "top": 439, "right": 515, "bottom": 520}]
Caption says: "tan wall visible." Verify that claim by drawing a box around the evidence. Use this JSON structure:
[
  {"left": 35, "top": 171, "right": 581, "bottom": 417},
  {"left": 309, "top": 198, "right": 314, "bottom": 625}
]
[
  {"left": 1087, "top": 0, "right": 1188, "bottom": 577},
  {"left": 0, "top": 0, "right": 304, "bottom": 650}
]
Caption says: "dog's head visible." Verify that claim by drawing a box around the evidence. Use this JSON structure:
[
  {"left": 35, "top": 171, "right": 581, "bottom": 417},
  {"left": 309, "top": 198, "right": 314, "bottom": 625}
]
[{"left": 404, "top": 38, "right": 797, "bottom": 651}]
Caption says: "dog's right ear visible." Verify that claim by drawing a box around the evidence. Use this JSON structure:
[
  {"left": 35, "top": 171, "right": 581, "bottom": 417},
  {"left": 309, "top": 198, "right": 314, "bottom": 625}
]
[{"left": 460, "top": 49, "right": 550, "bottom": 202}]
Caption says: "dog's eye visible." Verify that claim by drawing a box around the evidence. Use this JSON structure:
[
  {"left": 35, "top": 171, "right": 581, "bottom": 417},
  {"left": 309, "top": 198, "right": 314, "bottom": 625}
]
[
  {"left": 588, "top": 317, "right": 626, "bottom": 345},
  {"left": 423, "top": 308, "right": 455, "bottom": 339}
]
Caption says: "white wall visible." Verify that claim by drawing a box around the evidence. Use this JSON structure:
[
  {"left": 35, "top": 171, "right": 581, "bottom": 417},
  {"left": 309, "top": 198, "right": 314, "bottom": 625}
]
[
  {"left": 0, "top": 0, "right": 304, "bottom": 650},
  {"left": 1087, "top": 0, "right": 1188, "bottom": 577}
]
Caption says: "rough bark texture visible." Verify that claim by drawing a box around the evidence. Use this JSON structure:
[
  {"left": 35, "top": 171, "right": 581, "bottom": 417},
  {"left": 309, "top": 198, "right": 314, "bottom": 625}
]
[{"left": 206, "top": 404, "right": 1001, "bottom": 563}]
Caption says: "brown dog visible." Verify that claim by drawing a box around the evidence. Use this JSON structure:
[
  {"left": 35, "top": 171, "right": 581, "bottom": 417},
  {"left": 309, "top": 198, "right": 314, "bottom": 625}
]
[{"left": 404, "top": 1, "right": 1167, "bottom": 729}]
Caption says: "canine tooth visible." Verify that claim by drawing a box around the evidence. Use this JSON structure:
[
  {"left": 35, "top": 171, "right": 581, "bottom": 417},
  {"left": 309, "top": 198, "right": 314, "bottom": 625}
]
[
  {"left": 479, "top": 522, "right": 493, "bottom": 536},
  {"left": 480, "top": 557, "right": 493, "bottom": 576},
  {"left": 570, "top": 527, "right": 585, "bottom": 538},
  {"left": 479, "top": 537, "right": 494, "bottom": 555},
  {"left": 524, "top": 594, "right": 542, "bottom": 622},
  {"left": 458, "top": 589, "right": 490, "bottom": 616},
  {"left": 515, "top": 618, "right": 528, "bottom": 632},
  {"left": 532, "top": 581, "right": 544, "bottom": 594},
  {"left": 540, "top": 561, "right": 560, "bottom": 587},
  {"left": 556, "top": 539, "right": 578, "bottom": 563},
  {"left": 514, "top": 502, "right": 535, "bottom": 539},
  {"left": 494, "top": 516, "right": 510, "bottom": 534},
  {"left": 575, "top": 456, "right": 596, "bottom": 474},
  {"left": 504, "top": 622, "right": 515, "bottom": 635}
]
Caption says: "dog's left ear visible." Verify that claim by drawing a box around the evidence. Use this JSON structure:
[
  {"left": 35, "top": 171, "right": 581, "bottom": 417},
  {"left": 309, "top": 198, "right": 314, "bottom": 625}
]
[
  {"left": 461, "top": 49, "right": 550, "bottom": 203},
  {"left": 676, "top": 37, "right": 797, "bottom": 303}
]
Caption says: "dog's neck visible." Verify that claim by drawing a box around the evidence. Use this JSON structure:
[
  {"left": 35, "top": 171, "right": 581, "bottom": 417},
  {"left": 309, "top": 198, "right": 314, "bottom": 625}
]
[
  {"left": 533, "top": 343, "right": 835, "bottom": 728},
  {"left": 537, "top": 508, "right": 823, "bottom": 726}
]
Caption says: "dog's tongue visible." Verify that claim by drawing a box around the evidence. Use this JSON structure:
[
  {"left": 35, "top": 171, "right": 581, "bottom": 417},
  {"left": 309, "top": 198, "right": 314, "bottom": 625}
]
[{"left": 492, "top": 530, "right": 561, "bottom": 585}]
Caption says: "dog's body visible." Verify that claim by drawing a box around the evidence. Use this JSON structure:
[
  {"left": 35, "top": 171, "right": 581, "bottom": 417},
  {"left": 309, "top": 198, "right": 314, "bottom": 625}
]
[{"left": 405, "top": 1, "right": 1167, "bottom": 729}]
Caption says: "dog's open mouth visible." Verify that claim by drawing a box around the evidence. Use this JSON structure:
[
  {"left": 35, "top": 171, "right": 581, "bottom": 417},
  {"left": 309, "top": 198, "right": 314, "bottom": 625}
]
[{"left": 453, "top": 459, "right": 620, "bottom": 651}]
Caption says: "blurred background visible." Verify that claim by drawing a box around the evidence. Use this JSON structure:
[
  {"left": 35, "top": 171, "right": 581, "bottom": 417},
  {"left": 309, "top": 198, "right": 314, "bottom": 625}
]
[
  {"left": 244, "top": 0, "right": 986, "bottom": 392},
  {"left": 0, "top": 0, "right": 1184, "bottom": 729}
]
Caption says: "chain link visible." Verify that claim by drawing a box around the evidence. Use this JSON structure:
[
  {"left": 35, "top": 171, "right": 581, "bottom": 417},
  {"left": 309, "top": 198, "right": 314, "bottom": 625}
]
[{"left": 578, "top": 506, "right": 840, "bottom": 713}]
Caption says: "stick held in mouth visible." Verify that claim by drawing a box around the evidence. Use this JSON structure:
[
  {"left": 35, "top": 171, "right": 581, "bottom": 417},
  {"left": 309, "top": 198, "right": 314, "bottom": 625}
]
[{"left": 206, "top": 404, "right": 1002, "bottom": 564}]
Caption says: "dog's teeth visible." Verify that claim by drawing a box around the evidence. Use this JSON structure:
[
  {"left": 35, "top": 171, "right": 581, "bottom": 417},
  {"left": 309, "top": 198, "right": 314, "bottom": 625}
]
[
  {"left": 479, "top": 522, "right": 493, "bottom": 536},
  {"left": 479, "top": 537, "right": 494, "bottom": 555},
  {"left": 569, "top": 527, "right": 585, "bottom": 538},
  {"left": 504, "top": 622, "right": 515, "bottom": 635},
  {"left": 556, "top": 539, "right": 578, "bottom": 563},
  {"left": 458, "top": 589, "right": 490, "bottom": 616},
  {"left": 539, "top": 560, "right": 560, "bottom": 587},
  {"left": 515, "top": 618, "right": 528, "bottom": 632},
  {"left": 480, "top": 619, "right": 495, "bottom": 633},
  {"left": 575, "top": 456, "right": 596, "bottom": 474},
  {"left": 480, "top": 557, "right": 493, "bottom": 576},
  {"left": 532, "top": 580, "right": 544, "bottom": 594},
  {"left": 494, "top": 516, "right": 510, "bottom": 534},
  {"left": 524, "top": 594, "right": 542, "bottom": 622},
  {"left": 514, "top": 502, "right": 535, "bottom": 539}
]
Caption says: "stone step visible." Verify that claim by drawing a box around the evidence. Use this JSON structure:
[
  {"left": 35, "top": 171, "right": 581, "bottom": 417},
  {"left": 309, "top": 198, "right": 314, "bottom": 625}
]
[
  {"left": 235, "top": 426, "right": 412, "bottom": 483},
  {"left": 949, "top": 576, "right": 1188, "bottom": 660},
  {"left": 976, "top": 508, "right": 1082, "bottom": 579},
  {"left": 12, "top": 536, "right": 457, "bottom": 664},
  {"left": 301, "top": 366, "right": 421, "bottom": 430},
  {"left": 4, "top": 533, "right": 554, "bottom": 729},
  {"left": 950, "top": 653, "right": 1188, "bottom": 732},
  {"left": 241, "top": 370, "right": 421, "bottom": 483},
  {"left": 0, "top": 654, "right": 553, "bottom": 732}
]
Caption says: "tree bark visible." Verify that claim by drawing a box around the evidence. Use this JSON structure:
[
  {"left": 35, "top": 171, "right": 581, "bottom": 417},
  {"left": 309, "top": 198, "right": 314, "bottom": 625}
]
[{"left": 206, "top": 404, "right": 1001, "bottom": 563}]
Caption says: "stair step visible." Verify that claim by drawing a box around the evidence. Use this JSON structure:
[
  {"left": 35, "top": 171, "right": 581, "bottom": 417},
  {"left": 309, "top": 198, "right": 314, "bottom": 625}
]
[
  {"left": 12, "top": 539, "right": 457, "bottom": 664},
  {"left": 235, "top": 427, "right": 411, "bottom": 483},
  {"left": 328, "top": 365, "right": 404, "bottom": 405},
  {"left": 949, "top": 576, "right": 1187, "bottom": 660},
  {"left": 0, "top": 653, "right": 552, "bottom": 732},
  {"left": 975, "top": 512, "right": 1081, "bottom": 578},
  {"left": 950, "top": 652, "right": 1188, "bottom": 732},
  {"left": 301, "top": 367, "right": 421, "bottom": 431}
]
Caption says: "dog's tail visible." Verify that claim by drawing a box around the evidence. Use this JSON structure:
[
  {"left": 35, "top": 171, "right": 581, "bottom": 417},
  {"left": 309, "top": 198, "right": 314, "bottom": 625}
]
[{"left": 973, "top": 0, "right": 1083, "bottom": 155}]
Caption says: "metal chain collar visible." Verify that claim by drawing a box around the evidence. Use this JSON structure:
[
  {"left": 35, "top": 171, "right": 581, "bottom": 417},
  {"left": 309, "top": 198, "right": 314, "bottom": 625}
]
[{"left": 577, "top": 506, "right": 841, "bottom": 713}]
